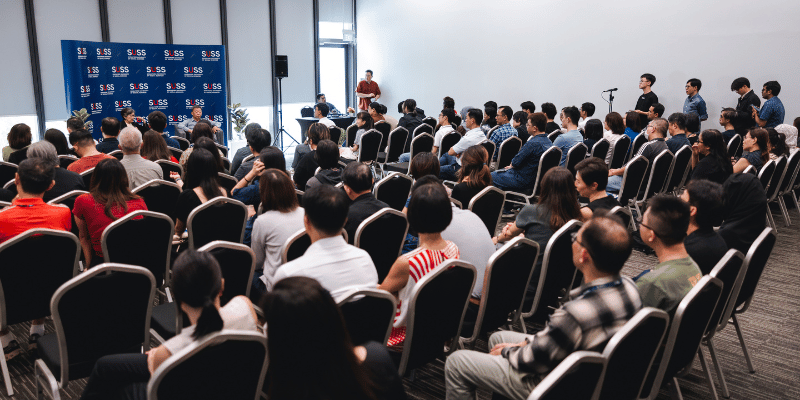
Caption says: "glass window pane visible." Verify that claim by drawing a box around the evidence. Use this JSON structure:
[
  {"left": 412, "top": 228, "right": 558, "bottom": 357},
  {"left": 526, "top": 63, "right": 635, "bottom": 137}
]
[
  {"left": 0, "top": 0, "right": 36, "bottom": 117},
  {"left": 108, "top": 0, "right": 166, "bottom": 44},
  {"left": 319, "top": 47, "right": 346, "bottom": 113}
]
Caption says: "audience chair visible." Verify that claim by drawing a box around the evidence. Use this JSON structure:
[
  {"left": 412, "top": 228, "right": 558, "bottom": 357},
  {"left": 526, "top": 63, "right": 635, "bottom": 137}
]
[
  {"left": 633, "top": 150, "right": 674, "bottom": 216},
  {"left": 215, "top": 143, "right": 229, "bottom": 158},
  {"left": 79, "top": 167, "right": 95, "bottom": 189},
  {"left": 597, "top": 308, "right": 670, "bottom": 400},
  {"left": 406, "top": 123, "right": 434, "bottom": 153},
  {"left": 390, "top": 259, "right": 476, "bottom": 377},
  {"left": 565, "top": 143, "right": 588, "bottom": 174},
  {"left": 2, "top": 179, "right": 15, "bottom": 196},
  {"left": 48, "top": 190, "right": 88, "bottom": 240},
  {"left": 495, "top": 136, "right": 523, "bottom": 170},
  {"left": 528, "top": 351, "right": 606, "bottom": 400},
  {"left": 295, "top": 189, "right": 304, "bottom": 206},
  {"left": 337, "top": 288, "right": 397, "bottom": 346},
  {"left": 373, "top": 172, "right": 412, "bottom": 211},
  {"left": 377, "top": 127, "right": 408, "bottom": 172},
  {"left": 504, "top": 146, "right": 562, "bottom": 207},
  {"left": 461, "top": 237, "right": 540, "bottom": 348},
  {"left": 357, "top": 129, "right": 383, "bottom": 176},
  {"left": 727, "top": 134, "right": 742, "bottom": 159},
  {"left": 346, "top": 123, "right": 359, "bottom": 147},
  {"left": 173, "top": 136, "right": 190, "bottom": 151},
  {"left": 439, "top": 131, "right": 462, "bottom": 159},
  {"left": 468, "top": 186, "right": 506, "bottom": 236},
  {"left": 0, "top": 229, "right": 80, "bottom": 396},
  {"left": 449, "top": 197, "right": 463, "bottom": 209},
  {"left": 281, "top": 229, "right": 312, "bottom": 264},
  {"left": 609, "top": 136, "right": 632, "bottom": 169},
  {"left": 422, "top": 117, "right": 437, "bottom": 129},
  {"left": 547, "top": 131, "right": 560, "bottom": 142},
  {"left": 329, "top": 127, "right": 343, "bottom": 147},
  {"left": 147, "top": 331, "right": 268, "bottom": 400},
  {"left": 186, "top": 197, "right": 248, "bottom": 249},
  {"left": 218, "top": 172, "right": 238, "bottom": 194},
  {"left": 774, "top": 150, "right": 800, "bottom": 226},
  {"left": 58, "top": 155, "right": 78, "bottom": 169},
  {"left": 108, "top": 150, "right": 123, "bottom": 161},
  {"left": 0, "top": 201, "right": 10, "bottom": 209},
  {"left": 590, "top": 139, "right": 611, "bottom": 160},
  {"left": 614, "top": 155, "right": 649, "bottom": 224},
  {"left": 629, "top": 134, "right": 648, "bottom": 163},
  {"left": 0, "top": 162, "right": 16, "bottom": 187},
  {"left": 132, "top": 179, "right": 182, "bottom": 220},
  {"left": 663, "top": 145, "right": 692, "bottom": 194},
  {"left": 757, "top": 159, "right": 776, "bottom": 193},
  {"left": 639, "top": 276, "right": 723, "bottom": 400},
  {"left": 167, "top": 146, "right": 184, "bottom": 161},
  {"left": 520, "top": 220, "right": 582, "bottom": 331},
  {"left": 742, "top": 165, "right": 756, "bottom": 175},
  {"left": 384, "top": 133, "right": 434, "bottom": 175},
  {"left": 479, "top": 140, "right": 496, "bottom": 164},
  {"left": 608, "top": 205, "right": 634, "bottom": 232},
  {"left": 221, "top": 156, "right": 232, "bottom": 174},
  {"left": 155, "top": 159, "right": 183, "bottom": 180},
  {"left": 374, "top": 121, "right": 391, "bottom": 153},
  {"left": 35, "top": 264, "right": 155, "bottom": 400},
  {"left": 764, "top": 156, "right": 787, "bottom": 230},
  {"left": 242, "top": 154, "right": 255, "bottom": 165},
  {"left": 355, "top": 208, "right": 409, "bottom": 282}
]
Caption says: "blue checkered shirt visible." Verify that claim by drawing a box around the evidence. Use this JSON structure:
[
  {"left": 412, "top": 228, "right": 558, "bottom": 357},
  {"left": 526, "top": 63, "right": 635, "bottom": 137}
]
[
  {"left": 683, "top": 94, "right": 708, "bottom": 120},
  {"left": 488, "top": 123, "right": 518, "bottom": 160},
  {"left": 758, "top": 97, "right": 785, "bottom": 128}
]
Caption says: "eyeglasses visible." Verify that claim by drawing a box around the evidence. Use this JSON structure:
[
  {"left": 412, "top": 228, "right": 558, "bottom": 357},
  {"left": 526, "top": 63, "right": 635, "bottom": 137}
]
[
  {"left": 571, "top": 231, "right": 597, "bottom": 260},
  {"left": 636, "top": 216, "right": 658, "bottom": 235}
]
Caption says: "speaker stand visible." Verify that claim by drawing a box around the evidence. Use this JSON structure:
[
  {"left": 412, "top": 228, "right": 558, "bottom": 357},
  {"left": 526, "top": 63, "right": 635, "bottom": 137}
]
[{"left": 275, "top": 76, "right": 300, "bottom": 152}]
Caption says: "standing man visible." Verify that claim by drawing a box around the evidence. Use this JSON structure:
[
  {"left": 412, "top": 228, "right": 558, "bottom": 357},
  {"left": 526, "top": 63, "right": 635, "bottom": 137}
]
[
  {"left": 753, "top": 81, "right": 785, "bottom": 128},
  {"left": 731, "top": 77, "right": 761, "bottom": 129},
  {"left": 355, "top": 69, "right": 381, "bottom": 111},
  {"left": 683, "top": 78, "right": 708, "bottom": 121},
  {"left": 633, "top": 73, "right": 658, "bottom": 121},
  {"left": 177, "top": 106, "right": 222, "bottom": 138},
  {"left": 487, "top": 106, "right": 517, "bottom": 160}
]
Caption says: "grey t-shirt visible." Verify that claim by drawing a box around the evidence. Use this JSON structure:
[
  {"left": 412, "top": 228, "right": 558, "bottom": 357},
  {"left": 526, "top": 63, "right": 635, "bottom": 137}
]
[
  {"left": 162, "top": 296, "right": 258, "bottom": 356},
  {"left": 515, "top": 204, "right": 554, "bottom": 254},
  {"left": 442, "top": 205, "right": 495, "bottom": 298}
]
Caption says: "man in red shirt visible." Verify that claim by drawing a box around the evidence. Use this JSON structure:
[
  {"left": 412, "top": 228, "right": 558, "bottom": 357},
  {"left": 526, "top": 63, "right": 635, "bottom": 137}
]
[
  {"left": 66, "top": 129, "right": 114, "bottom": 174},
  {"left": 0, "top": 158, "right": 72, "bottom": 360},
  {"left": 355, "top": 69, "right": 381, "bottom": 111}
]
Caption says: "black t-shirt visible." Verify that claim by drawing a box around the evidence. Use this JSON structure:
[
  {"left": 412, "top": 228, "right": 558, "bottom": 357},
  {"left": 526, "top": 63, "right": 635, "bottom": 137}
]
[
  {"left": 515, "top": 126, "right": 530, "bottom": 143},
  {"left": 293, "top": 150, "right": 319, "bottom": 190},
  {"left": 363, "top": 341, "right": 408, "bottom": 400},
  {"left": 685, "top": 229, "right": 728, "bottom": 275},
  {"left": 635, "top": 92, "right": 659, "bottom": 113},
  {"left": 175, "top": 189, "right": 204, "bottom": 223},
  {"left": 451, "top": 182, "right": 487, "bottom": 208},
  {"left": 545, "top": 121, "right": 561, "bottom": 134},
  {"left": 43, "top": 167, "right": 86, "bottom": 202},
  {"left": 690, "top": 156, "right": 731, "bottom": 185},
  {"left": 586, "top": 195, "right": 621, "bottom": 214}
]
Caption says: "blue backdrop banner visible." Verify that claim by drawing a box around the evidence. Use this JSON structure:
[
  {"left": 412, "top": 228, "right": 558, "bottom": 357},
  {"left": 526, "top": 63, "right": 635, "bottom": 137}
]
[{"left": 61, "top": 40, "right": 227, "bottom": 145}]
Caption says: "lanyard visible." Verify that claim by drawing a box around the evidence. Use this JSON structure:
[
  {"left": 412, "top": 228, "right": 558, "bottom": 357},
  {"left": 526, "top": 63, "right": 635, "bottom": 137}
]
[{"left": 577, "top": 279, "right": 623, "bottom": 299}]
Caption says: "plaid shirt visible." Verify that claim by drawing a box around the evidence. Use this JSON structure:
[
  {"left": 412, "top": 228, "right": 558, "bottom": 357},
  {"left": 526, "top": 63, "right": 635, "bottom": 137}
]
[
  {"left": 488, "top": 123, "right": 518, "bottom": 159},
  {"left": 502, "top": 275, "right": 642, "bottom": 374}
]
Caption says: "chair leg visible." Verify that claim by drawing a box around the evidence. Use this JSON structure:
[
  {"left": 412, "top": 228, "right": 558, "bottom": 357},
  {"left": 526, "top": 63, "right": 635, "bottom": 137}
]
[
  {"left": 668, "top": 377, "right": 685, "bottom": 400},
  {"left": 765, "top": 210, "right": 777, "bottom": 232},
  {"left": 707, "top": 338, "right": 731, "bottom": 398},
  {"left": 698, "top": 348, "right": 720, "bottom": 400},
  {"left": 778, "top": 196, "right": 792, "bottom": 226},
  {"left": 0, "top": 356, "right": 12, "bottom": 396},
  {"left": 731, "top": 315, "right": 756, "bottom": 373}
]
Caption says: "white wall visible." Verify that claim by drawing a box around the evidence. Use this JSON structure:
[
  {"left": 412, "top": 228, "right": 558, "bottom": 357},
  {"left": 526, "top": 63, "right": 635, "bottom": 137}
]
[{"left": 357, "top": 0, "right": 800, "bottom": 127}]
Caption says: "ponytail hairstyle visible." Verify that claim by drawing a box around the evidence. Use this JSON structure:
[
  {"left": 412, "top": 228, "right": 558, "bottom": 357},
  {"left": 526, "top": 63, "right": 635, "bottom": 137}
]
[
  {"left": 456, "top": 145, "right": 491, "bottom": 187},
  {"left": 356, "top": 111, "right": 374, "bottom": 130},
  {"left": 171, "top": 250, "right": 224, "bottom": 340}
]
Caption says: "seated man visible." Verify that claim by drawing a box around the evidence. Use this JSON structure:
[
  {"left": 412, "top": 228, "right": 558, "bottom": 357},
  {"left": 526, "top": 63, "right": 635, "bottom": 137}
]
[
  {"left": 682, "top": 179, "right": 728, "bottom": 274},
  {"left": 177, "top": 105, "right": 222, "bottom": 139},
  {"left": 575, "top": 157, "right": 620, "bottom": 220},
  {"left": 719, "top": 108, "right": 738, "bottom": 143},
  {"left": 665, "top": 113, "right": 691, "bottom": 154},
  {"left": 293, "top": 124, "right": 331, "bottom": 189},
  {"left": 487, "top": 106, "right": 517, "bottom": 160},
  {"left": 636, "top": 195, "right": 703, "bottom": 315},
  {"left": 445, "top": 213, "right": 641, "bottom": 400},
  {"left": 147, "top": 110, "right": 181, "bottom": 150},
  {"left": 399, "top": 108, "right": 456, "bottom": 163},
  {"left": 440, "top": 108, "right": 486, "bottom": 181},
  {"left": 578, "top": 102, "right": 595, "bottom": 131},
  {"left": 118, "top": 127, "right": 163, "bottom": 189},
  {"left": 606, "top": 118, "right": 668, "bottom": 192},
  {"left": 67, "top": 129, "right": 114, "bottom": 174},
  {"left": 0, "top": 157, "right": 72, "bottom": 359},
  {"left": 26, "top": 141, "right": 85, "bottom": 202},
  {"left": 95, "top": 117, "right": 121, "bottom": 154},
  {"left": 304, "top": 140, "right": 342, "bottom": 191},
  {"left": 316, "top": 93, "right": 339, "bottom": 115},
  {"left": 342, "top": 162, "right": 389, "bottom": 244},
  {"left": 553, "top": 106, "right": 583, "bottom": 165},
  {"left": 233, "top": 128, "right": 271, "bottom": 180},
  {"left": 314, "top": 102, "right": 336, "bottom": 129},
  {"left": 231, "top": 123, "right": 262, "bottom": 173},
  {"left": 491, "top": 112, "right": 553, "bottom": 192},
  {"left": 272, "top": 184, "right": 378, "bottom": 302}
]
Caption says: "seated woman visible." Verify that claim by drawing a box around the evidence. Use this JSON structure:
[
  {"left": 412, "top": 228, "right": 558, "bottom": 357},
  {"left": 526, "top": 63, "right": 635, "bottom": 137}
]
[
  {"left": 689, "top": 129, "right": 733, "bottom": 185},
  {"left": 686, "top": 113, "right": 701, "bottom": 145},
  {"left": 73, "top": 158, "right": 148, "bottom": 267},
  {"left": 767, "top": 128, "right": 789, "bottom": 161},
  {"left": 583, "top": 119, "right": 603, "bottom": 150},
  {"left": 250, "top": 168, "right": 305, "bottom": 294},
  {"left": 263, "top": 277, "right": 407, "bottom": 400},
  {"left": 306, "top": 139, "right": 343, "bottom": 191},
  {"left": 451, "top": 145, "right": 491, "bottom": 207},
  {"left": 178, "top": 122, "right": 224, "bottom": 166},
  {"left": 3, "top": 123, "right": 32, "bottom": 163},
  {"left": 231, "top": 147, "right": 286, "bottom": 245},
  {"left": 379, "top": 176, "right": 458, "bottom": 346},
  {"left": 173, "top": 148, "right": 228, "bottom": 235},
  {"left": 79, "top": 250, "right": 259, "bottom": 400},
  {"left": 340, "top": 111, "right": 374, "bottom": 160},
  {"left": 368, "top": 102, "right": 387, "bottom": 125},
  {"left": 733, "top": 128, "right": 769, "bottom": 173},
  {"left": 602, "top": 112, "right": 626, "bottom": 165},
  {"left": 140, "top": 130, "right": 178, "bottom": 163},
  {"left": 401, "top": 152, "right": 441, "bottom": 253},
  {"left": 44, "top": 128, "right": 72, "bottom": 156},
  {"left": 575, "top": 158, "right": 620, "bottom": 220}
]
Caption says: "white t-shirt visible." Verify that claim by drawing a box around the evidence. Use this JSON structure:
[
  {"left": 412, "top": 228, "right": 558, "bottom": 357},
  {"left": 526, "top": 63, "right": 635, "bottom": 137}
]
[
  {"left": 318, "top": 117, "right": 336, "bottom": 129},
  {"left": 163, "top": 296, "right": 258, "bottom": 356},
  {"left": 433, "top": 125, "right": 455, "bottom": 148}
]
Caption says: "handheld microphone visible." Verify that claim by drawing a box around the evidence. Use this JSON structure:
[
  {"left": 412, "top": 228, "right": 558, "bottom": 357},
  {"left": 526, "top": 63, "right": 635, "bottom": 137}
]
[{"left": 603, "top": 88, "right": 618, "bottom": 92}]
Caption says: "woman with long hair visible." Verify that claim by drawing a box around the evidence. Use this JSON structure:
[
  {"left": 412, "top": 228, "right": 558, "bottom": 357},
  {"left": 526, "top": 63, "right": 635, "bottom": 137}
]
[
  {"left": 263, "top": 277, "right": 406, "bottom": 400},
  {"left": 733, "top": 128, "right": 770, "bottom": 173},
  {"left": 452, "top": 145, "right": 491, "bottom": 207},
  {"left": 368, "top": 102, "right": 386, "bottom": 124},
  {"left": 72, "top": 158, "right": 147, "bottom": 266},
  {"left": 766, "top": 128, "right": 789, "bottom": 161},
  {"left": 178, "top": 122, "right": 224, "bottom": 166},
  {"left": 44, "top": 128, "right": 71, "bottom": 155},
  {"left": 79, "top": 250, "right": 259, "bottom": 400},
  {"left": 583, "top": 119, "right": 604, "bottom": 149},
  {"left": 690, "top": 129, "right": 733, "bottom": 184},
  {"left": 140, "top": 130, "right": 177, "bottom": 163},
  {"left": 3, "top": 123, "right": 32, "bottom": 162},
  {"left": 173, "top": 148, "right": 228, "bottom": 235},
  {"left": 602, "top": 112, "right": 626, "bottom": 165},
  {"left": 340, "top": 111, "right": 375, "bottom": 160},
  {"left": 231, "top": 147, "right": 287, "bottom": 246}
]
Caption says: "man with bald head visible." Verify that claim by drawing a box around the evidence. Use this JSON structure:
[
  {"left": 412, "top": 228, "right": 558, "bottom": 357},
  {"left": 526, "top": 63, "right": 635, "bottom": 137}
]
[{"left": 118, "top": 127, "right": 162, "bottom": 189}]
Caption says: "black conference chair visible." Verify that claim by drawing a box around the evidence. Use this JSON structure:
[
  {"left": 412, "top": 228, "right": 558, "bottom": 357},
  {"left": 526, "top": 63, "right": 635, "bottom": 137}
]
[
  {"left": 329, "top": 127, "right": 343, "bottom": 146},
  {"left": 108, "top": 150, "right": 124, "bottom": 160},
  {"left": 377, "top": 127, "right": 408, "bottom": 171},
  {"left": 764, "top": 156, "right": 787, "bottom": 230},
  {"left": 355, "top": 208, "right": 408, "bottom": 282},
  {"left": 727, "top": 134, "right": 742, "bottom": 159},
  {"left": 629, "top": 133, "right": 648, "bottom": 162},
  {"left": 528, "top": 351, "right": 607, "bottom": 400},
  {"left": 504, "top": 146, "right": 562, "bottom": 207},
  {"left": 58, "top": 155, "right": 79, "bottom": 170},
  {"left": 615, "top": 155, "right": 649, "bottom": 222},
  {"left": 609, "top": 135, "right": 631, "bottom": 169},
  {"left": 215, "top": 143, "right": 229, "bottom": 158},
  {"left": 173, "top": 136, "right": 190, "bottom": 151},
  {"left": 374, "top": 172, "right": 413, "bottom": 211},
  {"left": 80, "top": 167, "right": 95, "bottom": 188},
  {"left": 590, "top": 138, "right": 610, "bottom": 160},
  {"left": 132, "top": 179, "right": 182, "bottom": 220},
  {"left": 167, "top": 146, "right": 184, "bottom": 161},
  {"left": 405, "top": 123, "right": 433, "bottom": 153},
  {"left": 345, "top": 123, "right": 359, "bottom": 147},
  {"left": 564, "top": 143, "right": 588, "bottom": 174},
  {"left": 218, "top": 172, "right": 238, "bottom": 194},
  {"left": 664, "top": 145, "right": 692, "bottom": 194},
  {"left": 495, "top": 136, "right": 523, "bottom": 170},
  {"left": 468, "top": 186, "right": 506, "bottom": 236},
  {"left": 156, "top": 159, "right": 183, "bottom": 180},
  {"left": 186, "top": 197, "right": 248, "bottom": 249},
  {"left": 221, "top": 157, "right": 232, "bottom": 174},
  {"left": 0, "top": 162, "right": 16, "bottom": 187},
  {"left": 479, "top": 140, "right": 497, "bottom": 164},
  {"left": 633, "top": 149, "right": 673, "bottom": 216},
  {"left": 374, "top": 121, "right": 391, "bottom": 153},
  {"left": 608, "top": 205, "right": 634, "bottom": 231},
  {"left": 439, "top": 131, "right": 462, "bottom": 159},
  {"left": 281, "top": 229, "right": 312, "bottom": 264},
  {"left": 357, "top": 129, "right": 383, "bottom": 172},
  {"left": 337, "top": 288, "right": 397, "bottom": 346},
  {"left": 774, "top": 149, "right": 800, "bottom": 226},
  {"left": 384, "top": 133, "right": 434, "bottom": 174}
]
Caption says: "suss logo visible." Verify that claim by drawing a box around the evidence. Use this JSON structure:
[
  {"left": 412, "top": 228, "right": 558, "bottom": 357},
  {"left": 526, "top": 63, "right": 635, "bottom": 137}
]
[
  {"left": 111, "top": 66, "right": 129, "bottom": 73},
  {"left": 168, "top": 115, "right": 188, "bottom": 122},
  {"left": 77, "top": 47, "right": 87, "bottom": 55},
  {"left": 130, "top": 83, "right": 149, "bottom": 90},
  {"left": 166, "top": 83, "right": 186, "bottom": 90},
  {"left": 203, "top": 83, "right": 222, "bottom": 90},
  {"left": 99, "top": 84, "right": 114, "bottom": 91},
  {"left": 201, "top": 50, "right": 220, "bottom": 58},
  {"left": 147, "top": 66, "right": 166, "bottom": 73},
  {"left": 127, "top": 49, "right": 146, "bottom": 56},
  {"left": 97, "top": 48, "right": 112, "bottom": 56},
  {"left": 149, "top": 99, "right": 168, "bottom": 106},
  {"left": 87, "top": 66, "right": 99, "bottom": 74},
  {"left": 115, "top": 101, "right": 132, "bottom": 108},
  {"left": 184, "top": 67, "right": 203, "bottom": 74},
  {"left": 80, "top": 85, "right": 90, "bottom": 93},
  {"left": 90, "top": 103, "right": 102, "bottom": 111},
  {"left": 186, "top": 99, "right": 205, "bottom": 106},
  {"left": 165, "top": 50, "right": 184, "bottom": 57}
]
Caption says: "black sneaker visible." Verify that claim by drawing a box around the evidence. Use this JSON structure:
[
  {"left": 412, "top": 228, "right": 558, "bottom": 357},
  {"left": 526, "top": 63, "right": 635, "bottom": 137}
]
[
  {"left": 4, "top": 340, "right": 21, "bottom": 361},
  {"left": 28, "top": 333, "right": 41, "bottom": 351}
]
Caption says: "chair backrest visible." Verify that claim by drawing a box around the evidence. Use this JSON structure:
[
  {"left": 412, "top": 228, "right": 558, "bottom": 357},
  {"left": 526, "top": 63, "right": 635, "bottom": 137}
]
[
  {"left": 565, "top": 142, "right": 588, "bottom": 174},
  {"left": 529, "top": 351, "right": 606, "bottom": 400},
  {"left": 629, "top": 133, "right": 648, "bottom": 162},
  {"left": 547, "top": 131, "right": 560, "bottom": 142},
  {"left": 155, "top": 159, "right": 184, "bottom": 180},
  {"left": 281, "top": 228, "right": 312, "bottom": 264},
  {"left": 101, "top": 210, "right": 173, "bottom": 285},
  {"left": 221, "top": 156, "right": 232, "bottom": 173},
  {"left": 215, "top": 143, "right": 229, "bottom": 158},
  {"left": 373, "top": 172, "right": 413, "bottom": 211},
  {"left": 218, "top": 172, "right": 238, "bottom": 194},
  {"left": 2, "top": 178, "right": 13, "bottom": 191},
  {"left": 132, "top": 179, "right": 182, "bottom": 219},
  {"left": 0, "top": 162, "right": 17, "bottom": 186},
  {"left": 609, "top": 135, "right": 632, "bottom": 169},
  {"left": 734, "top": 228, "right": 776, "bottom": 312},
  {"left": 354, "top": 208, "right": 409, "bottom": 282},
  {"left": 743, "top": 164, "right": 756, "bottom": 175},
  {"left": 50, "top": 264, "right": 155, "bottom": 383},
  {"left": 467, "top": 237, "right": 540, "bottom": 342},
  {"left": 598, "top": 308, "right": 669, "bottom": 400},
  {"left": 0, "top": 229, "right": 80, "bottom": 329},
  {"left": 108, "top": 150, "right": 124, "bottom": 160},
  {"left": 148, "top": 331, "right": 268, "bottom": 400},
  {"left": 496, "top": 136, "right": 523, "bottom": 170},
  {"left": 524, "top": 220, "right": 582, "bottom": 319},
  {"left": 409, "top": 133, "right": 435, "bottom": 162},
  {"left": 664, "top": 145, "right": 692, "bottom": 193},
  {"left": 186, "top": 197, "right": 248, "bottom": 249},
  {"left": 479, "top": 140, "right": 496, "bottom": 163},
  {"left": 384, "top": 127, "right": 408, "bottom": 164},
  {"left": 80, "top": 167, "right": 95, "bottom": 188},
  {"left": 48, "top": 190, "right": 88, "bottom": 210},
  {"left": 198, "top": 241, "right": 256, "bottom": 304},
  {"left": 422, "top": 117, "right": 437, "bottom": 128},
  {"left": 590, "top": 138, "right": 611, "bottom": 160},
  {"left": 337, "top": 288, "right": 397, "bottom": 346},
  {"left": 356, "top": 129, "right": 382, "bottom": 164},
  {"left": 617, "top": 155, "right": 649, "bottom": 205},
  {"left": 638, "top": 149, "right": 674, "bottom": 202},
  {"left": 532, "top": 146, "right": 563, "bottom": 197},
  {"left": 757, "top": 159, "right": 776, "bottom": 191},
  {"left": 346, "top": 123, "right": 359, "bottom": 147},
  {"left": 167, "top": 147, "right": 184, "bottom": 161},
  {"left": 487, "top": 125, "right": 501, "bottom": 138},
  {"left": 765, "top": 156, "right": 787, "bottom": 201},
  {"left": 172, "top": 136, "right": 190, "bottom": 151},
  {"left": 329, "top": 126, "right": 343, "bottom": 146},
  {"left": 777, "top": 149, "right": 800, "bottom": 195},
  {"left": 727, "top": 134, "right": 742, "bottom": 159},
  {"left": 242, "top": 154, "right": 255, "bottom": 164},
  {"left": 608, "top": 206, "right": 633, "bottom": 231},
  {"left": 439, "top": 131, "right": 462, "bottom": 158},
  {"left": 468, "top": 185, "right": 505, "bottom": 236},
  {"left": 58, "top": 155, "right": 79, "bottom": 169},
  {"left": 374, "top": 121, "right": 391, "bottom": 151},
  {"left": 397, "top": 259, "right": 476, "bottom": 376},
  {"left": 705, "top": 249, "right": 745, "bottom": 337}
]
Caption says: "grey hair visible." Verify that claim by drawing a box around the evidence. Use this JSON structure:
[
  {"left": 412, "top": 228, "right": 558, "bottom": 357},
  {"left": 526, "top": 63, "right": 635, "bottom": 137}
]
[
  {"left": 26, "top": 141, "right": 58, "bottom": 167},
  {"left": 119, "top": 127, "right": 142, "bottom": 153}
]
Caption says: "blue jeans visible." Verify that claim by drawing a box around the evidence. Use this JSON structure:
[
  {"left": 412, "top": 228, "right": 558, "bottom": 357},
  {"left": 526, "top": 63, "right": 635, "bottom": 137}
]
[
  {"left": 398, "top": 152, "right": 411, "bottom": 163},
  {"left": 439, "top": 154, "right": 460, "bottom": 181},
  {"left": 607, "top": 175, "right": 623, "bottom": 192}
]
